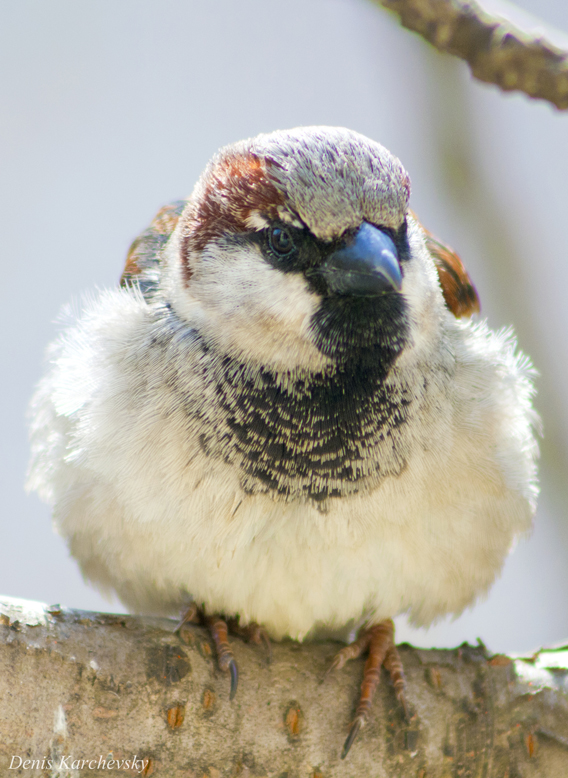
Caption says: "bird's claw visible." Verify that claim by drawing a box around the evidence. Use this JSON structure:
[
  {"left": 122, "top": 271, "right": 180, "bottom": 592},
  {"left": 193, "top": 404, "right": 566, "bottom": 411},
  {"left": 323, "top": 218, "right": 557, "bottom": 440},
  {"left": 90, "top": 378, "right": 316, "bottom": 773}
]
[
  {"left": 322, "top": 654, "right": 343, "bottom": 682},
  {"left": 229, "top": 658, "right": 239, "bottom": 700},
  {"left": 260, "top": 630, "right": 272, "bottom": 665},
  {"left": 331, "top": 620, "right": 408, "bottom": 758},
  {"left": 342, "top": 716, "right": 364, "bottom": 760},
  {"left": 173, "top": 601, "right": 201, "bottom": 633}
]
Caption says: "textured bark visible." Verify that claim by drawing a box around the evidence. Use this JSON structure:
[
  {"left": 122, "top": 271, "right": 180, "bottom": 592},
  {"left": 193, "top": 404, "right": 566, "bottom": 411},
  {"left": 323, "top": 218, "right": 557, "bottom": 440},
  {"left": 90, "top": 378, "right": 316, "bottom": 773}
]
[
  {"left": 376, "top": 0, "right": 568, "bottom": 109},
  {"left": 1, "top": 597, "right": 568, "bottom": 777}
]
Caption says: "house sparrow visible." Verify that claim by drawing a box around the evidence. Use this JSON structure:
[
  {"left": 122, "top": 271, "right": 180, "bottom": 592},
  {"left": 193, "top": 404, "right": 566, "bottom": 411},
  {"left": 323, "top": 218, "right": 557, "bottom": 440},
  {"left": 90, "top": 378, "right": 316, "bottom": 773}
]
[{"left": 27, "top": 126, "right": 539, "bottom": 757}]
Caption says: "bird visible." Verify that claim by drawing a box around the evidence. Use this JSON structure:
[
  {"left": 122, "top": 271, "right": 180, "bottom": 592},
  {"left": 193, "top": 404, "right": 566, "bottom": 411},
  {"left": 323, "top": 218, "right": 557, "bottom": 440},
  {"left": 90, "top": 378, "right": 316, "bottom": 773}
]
[{"left": 27, "top": 126, "right": 539, "bottom": 758}]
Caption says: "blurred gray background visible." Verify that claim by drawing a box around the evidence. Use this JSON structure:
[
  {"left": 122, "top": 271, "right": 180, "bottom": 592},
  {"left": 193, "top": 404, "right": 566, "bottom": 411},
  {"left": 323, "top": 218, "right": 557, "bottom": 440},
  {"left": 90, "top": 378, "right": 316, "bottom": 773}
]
[{"left": 2, "top": 0, "right": 568, "bottom": 654}]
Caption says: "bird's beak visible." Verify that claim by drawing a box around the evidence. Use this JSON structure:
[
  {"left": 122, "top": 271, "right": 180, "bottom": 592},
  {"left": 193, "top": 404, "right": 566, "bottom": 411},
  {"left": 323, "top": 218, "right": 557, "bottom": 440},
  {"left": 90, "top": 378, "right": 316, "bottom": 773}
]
[{"left": 318, "top": 222, "right": 402, "bottom": 297}]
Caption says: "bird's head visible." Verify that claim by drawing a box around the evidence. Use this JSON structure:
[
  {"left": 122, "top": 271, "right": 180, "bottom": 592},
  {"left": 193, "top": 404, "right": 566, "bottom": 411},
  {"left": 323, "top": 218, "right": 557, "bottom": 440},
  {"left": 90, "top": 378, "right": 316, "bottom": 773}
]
[{"left": 160, "top": 127, "right": 456, "bottom": 374}]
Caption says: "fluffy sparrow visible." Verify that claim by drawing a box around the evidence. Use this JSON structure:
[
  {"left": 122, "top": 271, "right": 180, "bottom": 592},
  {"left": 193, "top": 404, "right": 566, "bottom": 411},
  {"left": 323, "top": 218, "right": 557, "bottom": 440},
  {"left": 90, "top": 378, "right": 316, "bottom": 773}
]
[{"left": 27, "top": 126, "right": 539, "bottom": 757}]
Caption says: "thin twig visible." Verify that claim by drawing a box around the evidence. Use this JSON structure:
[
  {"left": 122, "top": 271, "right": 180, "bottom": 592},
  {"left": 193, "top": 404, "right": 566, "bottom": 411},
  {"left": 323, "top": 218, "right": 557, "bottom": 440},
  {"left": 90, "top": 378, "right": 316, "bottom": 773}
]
[{"left": 377, "top": 0, "right": 568, "bottom": 109}]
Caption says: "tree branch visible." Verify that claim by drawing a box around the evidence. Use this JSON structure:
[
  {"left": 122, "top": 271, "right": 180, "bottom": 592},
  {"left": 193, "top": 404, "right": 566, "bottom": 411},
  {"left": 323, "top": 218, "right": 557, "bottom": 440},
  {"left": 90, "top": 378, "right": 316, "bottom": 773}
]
[
  {"left": 2, "top": 597, "right": 568, "bottom": 776},
  {"left": 376, "top": 0, "right": 568, "bottom": 109}
]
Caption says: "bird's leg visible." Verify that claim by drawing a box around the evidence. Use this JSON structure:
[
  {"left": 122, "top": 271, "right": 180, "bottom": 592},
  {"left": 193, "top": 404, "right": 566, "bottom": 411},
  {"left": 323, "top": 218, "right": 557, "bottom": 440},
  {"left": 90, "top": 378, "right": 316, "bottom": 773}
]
[
  {"left": 383, "top": 640, "right": 409, "bottom": 719},
  {"left": 175, "top": 604, "right": 238, "bottom": 699},
  {"left": 325, "top": 628, "right": 375, "bottom": 675},
  {"left": 175, "top": 607, "right": 274, "bottom": 699},
  {"left": 327, "top": 618, "right": 408, "bottom": 759},
  {"left": 205, "top": 614, "right": 239, "bottom": 700},
  {"left": 226, "top": 617, "right": 272, "bottom": 663}
]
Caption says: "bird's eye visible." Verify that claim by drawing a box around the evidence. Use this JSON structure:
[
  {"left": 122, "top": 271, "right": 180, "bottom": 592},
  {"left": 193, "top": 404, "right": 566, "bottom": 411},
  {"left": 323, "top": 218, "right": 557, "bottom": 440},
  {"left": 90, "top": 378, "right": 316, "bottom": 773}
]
[{"left": 269, "top": 226, "right": 295, "bottom": 257}]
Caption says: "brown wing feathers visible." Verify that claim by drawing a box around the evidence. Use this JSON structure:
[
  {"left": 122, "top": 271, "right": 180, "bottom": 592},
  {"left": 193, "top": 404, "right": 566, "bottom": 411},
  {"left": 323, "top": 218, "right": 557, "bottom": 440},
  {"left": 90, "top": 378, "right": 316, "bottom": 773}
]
[
  {"left": 120, "top": 200, "right": 186, "bottom": 294},
  {"left": 415, "top": 216, "right": 480, "bottom": 318}
]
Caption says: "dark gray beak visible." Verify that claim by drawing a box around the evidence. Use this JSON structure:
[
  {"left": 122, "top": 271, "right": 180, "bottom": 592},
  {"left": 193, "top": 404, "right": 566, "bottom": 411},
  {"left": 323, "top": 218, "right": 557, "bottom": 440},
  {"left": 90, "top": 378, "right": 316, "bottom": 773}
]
[{"left": 319, "top": 222, "right": 402, "bottom": 297}]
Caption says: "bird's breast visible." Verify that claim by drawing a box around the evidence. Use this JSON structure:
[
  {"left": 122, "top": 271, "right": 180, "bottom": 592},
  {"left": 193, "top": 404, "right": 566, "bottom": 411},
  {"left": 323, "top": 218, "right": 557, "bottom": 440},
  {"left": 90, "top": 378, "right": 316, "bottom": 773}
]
[{"left": 189, "top": 355, "right": 416, "bottom": 505}]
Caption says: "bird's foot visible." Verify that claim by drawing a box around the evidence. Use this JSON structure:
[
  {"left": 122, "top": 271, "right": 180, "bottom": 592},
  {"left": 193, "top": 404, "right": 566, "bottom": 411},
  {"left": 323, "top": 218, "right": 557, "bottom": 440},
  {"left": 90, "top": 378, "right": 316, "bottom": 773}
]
[
  {"left": 226, "top": 616, "right": 272, "bottom": 664},
  {"left": 175, "top": 606, "right": 271, "bottom": 700},
  {"left": 326, "top": 618, "right": 408, "bottom": 759},
  {"left": 205, "top": 614, "right": 239, "bottom": 700},
  {"left": 173, "top": 601, "right": 201, "bottom": 632}
]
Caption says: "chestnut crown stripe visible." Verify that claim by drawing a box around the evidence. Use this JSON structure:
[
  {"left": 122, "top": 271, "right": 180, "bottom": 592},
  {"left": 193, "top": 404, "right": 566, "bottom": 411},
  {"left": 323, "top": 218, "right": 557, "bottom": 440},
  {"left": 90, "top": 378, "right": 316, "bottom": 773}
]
[{"left": 181, "top": 152, "right": 287, "bottom": 284}]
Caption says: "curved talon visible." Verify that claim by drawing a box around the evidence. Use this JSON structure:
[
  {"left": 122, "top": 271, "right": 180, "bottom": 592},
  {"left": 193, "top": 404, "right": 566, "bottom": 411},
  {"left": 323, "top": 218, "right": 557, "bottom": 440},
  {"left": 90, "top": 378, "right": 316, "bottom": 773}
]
[
  {"left": 229, "top": 659, "right": 239, "bottom": 700},
  {"left": 332, "top": 620, "right": 408, "bottom": 759},
  {"left": 341, "top": 716, "right": 363, "bottom": 760},
  {"left": 399, "top": 691, "right": 410, "bottom": 721},
  {"left": 173, "top": 602, "right": 201, "bottom": 633},
  {"left": 323, "top": 638, "right": 364, "bottom": 682},
  {"left": 248, "top": 625, "right": 272, "bottom": 664},
  {"left": 322, "top": 655, "right": 342, "bottom": 682},
  {"left": 261, "top": 630, "right": 272, "bottom": 665},
  {"left": 226, "top": 618, "right": 272, "bottom": 665}
]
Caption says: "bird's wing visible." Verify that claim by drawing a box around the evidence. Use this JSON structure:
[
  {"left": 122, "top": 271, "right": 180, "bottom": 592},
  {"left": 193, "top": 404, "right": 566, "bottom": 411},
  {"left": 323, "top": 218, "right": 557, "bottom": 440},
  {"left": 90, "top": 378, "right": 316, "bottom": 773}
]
[
  {"left": 414, "top": 216, "right": 480, "bottom": 318},
  {"left": 120, "top": 200, "right": 186, "bottom": 298}
]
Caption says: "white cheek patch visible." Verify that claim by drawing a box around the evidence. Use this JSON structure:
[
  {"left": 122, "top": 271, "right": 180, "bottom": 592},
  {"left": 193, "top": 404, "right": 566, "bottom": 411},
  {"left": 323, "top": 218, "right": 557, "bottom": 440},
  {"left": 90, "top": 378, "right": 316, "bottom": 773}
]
[
  {"left": 165, "top": 237, "right": 328, "bottom": 371},
  {"left": 399, "top": 229, "right": 446, "bottom": 359}
]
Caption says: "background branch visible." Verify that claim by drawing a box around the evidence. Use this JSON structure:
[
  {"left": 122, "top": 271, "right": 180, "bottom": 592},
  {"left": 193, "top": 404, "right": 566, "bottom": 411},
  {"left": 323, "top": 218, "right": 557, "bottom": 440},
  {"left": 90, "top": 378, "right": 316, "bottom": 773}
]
[
  {"left": 377, "top": 0, "right": 568, "bottom": 109},
  {"left": 2, "top": 597, "right": 568, "bottom": 777}
]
